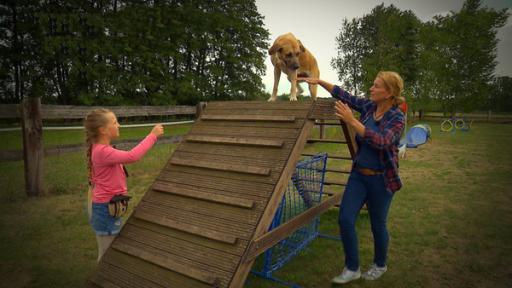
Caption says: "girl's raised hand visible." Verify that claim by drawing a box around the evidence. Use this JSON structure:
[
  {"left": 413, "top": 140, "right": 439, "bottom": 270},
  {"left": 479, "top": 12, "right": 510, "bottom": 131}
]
[{"left": 151, "top": 124, "right": 164, "bottom": 137}]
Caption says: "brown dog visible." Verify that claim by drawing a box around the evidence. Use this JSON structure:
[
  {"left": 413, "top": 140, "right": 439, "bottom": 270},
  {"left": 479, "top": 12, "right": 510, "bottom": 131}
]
[{"left": 268, "top": 33, "right": 320, "bottom": 101}]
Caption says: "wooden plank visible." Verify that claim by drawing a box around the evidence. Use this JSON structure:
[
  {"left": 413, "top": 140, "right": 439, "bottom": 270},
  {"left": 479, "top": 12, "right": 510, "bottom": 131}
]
[
  {"left": 40, "top": 105, "right": 196, "bottom": 119},
  {"left": 0, "top": 104, "right": 20, "bottom": 118},
  {"left": 143, "top": 192, "right": 260, "bottom": 224},
  {"left": 93, "top": 261, "right": 162, "bottom": 288},
  {"left": 172, "top": 150, "right": 287, "bottom": 169},
  {"left": 134, "top": 209, "right": 238, "bottom": 245},
  {"left": 206, "top": 101, "right": 312, "bottom": 110},
  {"left": 152, "top": 182, "right": 254, "bottom": 209},
  {"left": 196, "top": 119, "right": 305, "bottom": 129},
  {"left": 177, "top": 142, "right": 294, "bottom": 162},
  {"left": 128, "top": 218, "right": 249, "bottom": 257},
  {"left": 302, "top": 153, "right": 352, "bottom": 160},
  {"left": 120, "top": 225, "right": 240, "bottom": 272},
  {"left": 228, "top": 119, "right": 315, "bottom": 288},
  {"left": 164, "top": 163, "right": 282, "bottom": 186},
  {"left": 136, "top": 201, "right": 254, "bottom": 239},
  {"left": 340, "top": 120, "right": 358, "bottom": 158},
  {"left": 103, "top": 249, "right": 211, "bottom": 288},
  {"left": 157, "top": 170, "right": 275, "bottom": 198},
  {"left": 201, "top": 114, "right": 296, "bottom": 122},
  {"left": 185, "top": 135, "right": 283, "bottom": 147},
  {"left": 112, "top": 239, "right": 221, "bottom": 286},
  {"left": 203, "top": 109, "right": 310, "bottom": 118},
  {"left": 243, "top": 192, "right": 343, "bottom": 262},
  {"left": 188, "top": 125, "right": 300, "bottom": 140},
  {"left": 307, "top": 138, "right": 347, "bottom": 144},
  {"left": 170, "top": 157, "right": 271, "bottom": 176}
]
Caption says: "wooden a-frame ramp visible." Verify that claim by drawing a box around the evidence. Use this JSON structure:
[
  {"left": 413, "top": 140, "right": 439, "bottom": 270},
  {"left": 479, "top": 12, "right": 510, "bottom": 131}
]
[{"left": 88, "top": 100, "right": 357, "bottom": 288}]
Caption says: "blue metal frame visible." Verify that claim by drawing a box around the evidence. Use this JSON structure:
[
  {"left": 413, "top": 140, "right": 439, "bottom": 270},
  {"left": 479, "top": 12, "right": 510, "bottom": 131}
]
[{"left": 251, "top": 153, "right": 330, "bottom": 287}]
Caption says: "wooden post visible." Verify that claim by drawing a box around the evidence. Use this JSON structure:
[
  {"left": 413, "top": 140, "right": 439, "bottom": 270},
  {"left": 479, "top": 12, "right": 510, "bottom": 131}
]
[
  {"left": 487, "top": 110, "right": 492, "bottom": 122},
  {"left": 21, "top": 97, "right": 43, "bottom": 197},
  {"left": 196, "top": 102, "right": 206, "bottom": 119},
  {"left": 319, "top": 119, "right": 325, "bottom": 139}
]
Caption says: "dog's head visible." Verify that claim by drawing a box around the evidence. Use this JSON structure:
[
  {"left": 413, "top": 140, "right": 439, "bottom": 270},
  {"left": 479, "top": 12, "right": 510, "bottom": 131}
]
[{"left": 268, "top": 34, "right": 305, "bottom": 71}]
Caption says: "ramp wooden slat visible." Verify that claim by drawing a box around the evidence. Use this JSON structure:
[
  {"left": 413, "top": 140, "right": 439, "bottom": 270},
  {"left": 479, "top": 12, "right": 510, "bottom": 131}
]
[
  {"left": 152, "top": 182, "right": 254, "bottom": 209},
  {"left": 89, "top": 100, "right": 354, "bottom": 288},
  {"left": 112, "top": 239, "right": 220, "bottom": 286},
  {"left": 201, "top": 115, "right": 296, "bottom": 122},
  {"left": 170, "top": 157, "right": 271, "bottom": 176},
  {"left": 186, "top": 135, "right": 284, "bottom": 147},
  {"left": 134, "top": 209, "right": 238, "bottom": 244}
]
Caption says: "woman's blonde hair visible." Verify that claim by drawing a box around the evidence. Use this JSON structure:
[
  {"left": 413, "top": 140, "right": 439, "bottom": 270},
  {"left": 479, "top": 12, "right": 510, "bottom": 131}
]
[
  {"left": 376, "top": 71, "right": 405, "bottom": 106},
  {"left": 84, "top": 108, "right": 113, "bottom": 184}
]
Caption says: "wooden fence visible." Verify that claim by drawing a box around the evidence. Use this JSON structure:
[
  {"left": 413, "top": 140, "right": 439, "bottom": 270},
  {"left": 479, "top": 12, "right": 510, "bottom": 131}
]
[{"left": 0, "top": 98, "right": 204, "bottom": 197}]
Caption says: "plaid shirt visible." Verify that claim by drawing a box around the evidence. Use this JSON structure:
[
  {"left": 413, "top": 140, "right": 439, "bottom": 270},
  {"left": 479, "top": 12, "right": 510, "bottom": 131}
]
[{"left": 331, "top": 85, "right": 405, "bottom": 193}]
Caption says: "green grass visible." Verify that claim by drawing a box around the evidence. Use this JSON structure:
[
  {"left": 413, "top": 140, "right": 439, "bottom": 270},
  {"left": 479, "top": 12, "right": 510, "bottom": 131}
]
[{"left": 0, "top": 120, "right": 511, "bottom": 287}]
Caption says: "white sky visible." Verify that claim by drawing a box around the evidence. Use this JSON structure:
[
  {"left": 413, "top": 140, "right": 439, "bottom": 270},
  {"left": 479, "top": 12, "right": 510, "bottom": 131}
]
[{"left": 255, "top": 0, "right": 512, "bottom": 97}]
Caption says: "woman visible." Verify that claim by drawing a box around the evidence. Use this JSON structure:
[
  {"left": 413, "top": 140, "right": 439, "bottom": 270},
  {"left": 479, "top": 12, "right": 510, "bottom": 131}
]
[{"left": 299, "top": 71, "right": 405, "bottom": 284}]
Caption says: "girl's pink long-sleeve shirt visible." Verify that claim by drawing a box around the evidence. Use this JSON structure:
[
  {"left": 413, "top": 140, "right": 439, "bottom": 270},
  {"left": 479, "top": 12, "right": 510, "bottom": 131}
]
[{"left": 91, "top": 133, "right": 157, "bottom": 203}]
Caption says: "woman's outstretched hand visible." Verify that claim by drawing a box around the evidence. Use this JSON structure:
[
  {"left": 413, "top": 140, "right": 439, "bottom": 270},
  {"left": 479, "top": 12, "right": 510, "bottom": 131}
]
[
  {"left": 297, "top": 77, "right": 321, "bottom": 85},
  {"left": 151, "top": 124, "right": 164, "bottom": 137},
  {"left": 335, "top": 101, "right": 356, "bottom": 124}
]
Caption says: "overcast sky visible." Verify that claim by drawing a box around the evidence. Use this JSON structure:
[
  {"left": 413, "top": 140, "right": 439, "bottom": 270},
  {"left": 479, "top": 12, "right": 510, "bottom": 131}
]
[{"left": 255, "top": 0, "right": 512, "bottom": 97}]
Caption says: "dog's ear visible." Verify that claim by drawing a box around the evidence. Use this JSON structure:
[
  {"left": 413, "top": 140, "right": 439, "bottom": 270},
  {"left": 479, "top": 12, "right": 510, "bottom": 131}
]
[
  {"left": 297, "top": 40, "right": 306, "bottom": 53},
  {"left": 268, "top": 43, "right": 281, "bottom": 55}
]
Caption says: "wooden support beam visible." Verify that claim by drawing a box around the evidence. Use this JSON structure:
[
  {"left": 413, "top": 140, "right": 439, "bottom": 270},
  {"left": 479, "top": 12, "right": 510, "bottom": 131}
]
[
  {"left": 186, "top": 135, "right": 283, "bottom": 148},
  {"left": 134, "top": 210, "right": 237, "bottom": 245},
  {"left": 302, "top": 153, "right": 352, "bottom": 161},
  {"left": 242, "top": 192, "right": 342, "bottom": 262},
  {"left": 170, "top": 157, "right": 271, "bottom": 176},
  {"left": 340, "top": 120, "right": 358, "bottom": 158},
  {"left": 152, "top": 182, "right": 254, "bottom": 209},
  {"left": 307, "top": 138, "right": 347, "bottom": 144},
  {"left": 201, "top": 115, "right": 296, "bottom": 122}
]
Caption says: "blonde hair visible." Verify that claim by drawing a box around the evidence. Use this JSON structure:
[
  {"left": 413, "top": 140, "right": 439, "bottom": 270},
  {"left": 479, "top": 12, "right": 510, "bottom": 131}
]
[
  {"left": 376, "top": 71, "right": 405, "bottom": 106},
  {"left": 84, "top": 108, "right": 113, "bottom": 184}
]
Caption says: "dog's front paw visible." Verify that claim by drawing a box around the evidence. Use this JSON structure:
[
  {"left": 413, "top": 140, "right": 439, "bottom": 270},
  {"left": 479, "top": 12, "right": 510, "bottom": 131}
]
[
  {"left": 267, "top": 97, "right": 277, "bottom": 102},
  {"left": 289, "top": 97, "right": 298, "bottom": 101}
]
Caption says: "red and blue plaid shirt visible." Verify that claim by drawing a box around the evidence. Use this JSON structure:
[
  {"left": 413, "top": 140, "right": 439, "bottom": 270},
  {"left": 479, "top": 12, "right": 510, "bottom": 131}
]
[{"left": 331, "top": 85, "right": 405, "bottom": 193}]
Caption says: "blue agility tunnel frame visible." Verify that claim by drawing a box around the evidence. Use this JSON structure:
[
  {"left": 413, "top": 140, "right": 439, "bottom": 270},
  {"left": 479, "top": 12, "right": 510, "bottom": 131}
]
[{"left": 251, "top": 153, "right": 329, "bottom": 287}]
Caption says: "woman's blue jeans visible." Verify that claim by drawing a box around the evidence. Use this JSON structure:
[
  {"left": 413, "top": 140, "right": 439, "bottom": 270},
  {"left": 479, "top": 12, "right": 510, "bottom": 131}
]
[{"left": 338, "top": 169, "right": 394, "bottom": 271}]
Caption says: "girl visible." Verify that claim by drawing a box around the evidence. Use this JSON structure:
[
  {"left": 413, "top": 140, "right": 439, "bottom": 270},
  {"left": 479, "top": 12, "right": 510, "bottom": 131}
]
[
  {"left": 84, "top": 108, "right": 164, "bottom": 261},
  {"left": 299, "top": 71, "right": 405, "bottom": 284}
]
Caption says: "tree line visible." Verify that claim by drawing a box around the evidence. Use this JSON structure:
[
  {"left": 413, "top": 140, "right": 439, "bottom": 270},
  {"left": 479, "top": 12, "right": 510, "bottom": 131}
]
[
  {"left": 331, "top": 0, "right": 511, "bottom": 113},
  {"left": 0, "top": 0, "right": 270, "bottom": 106}
]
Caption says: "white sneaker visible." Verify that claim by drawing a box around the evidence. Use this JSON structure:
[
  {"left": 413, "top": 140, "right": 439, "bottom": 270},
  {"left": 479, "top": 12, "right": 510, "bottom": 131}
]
[
  {"left": 331, "top": 267, "right": 361, "bottom": 284},
  {"left": 362, "top": 263, "right": 387, "bottom": 280}
]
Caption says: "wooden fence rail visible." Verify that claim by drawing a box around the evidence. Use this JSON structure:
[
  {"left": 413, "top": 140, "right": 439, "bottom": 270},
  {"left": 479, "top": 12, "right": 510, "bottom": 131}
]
[
  {"left": 0, "top": 99, "right": 203, "bottom": 197},
  {"left": 0, "top": 104, "right": 197, "bottom": 119}
]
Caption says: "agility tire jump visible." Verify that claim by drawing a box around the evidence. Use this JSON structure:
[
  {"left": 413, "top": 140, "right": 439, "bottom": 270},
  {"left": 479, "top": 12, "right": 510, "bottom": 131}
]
[{"left": 87, "top": 100, "right": 355, "bottom": 288}]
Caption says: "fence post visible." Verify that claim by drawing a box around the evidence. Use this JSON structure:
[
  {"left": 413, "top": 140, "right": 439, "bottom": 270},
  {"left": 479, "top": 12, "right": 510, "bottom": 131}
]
[
  {"left": 196, "top": 102, "right": 206, "bottom": 119},
  {"left": 21, "top": 97, "right": 43, "bottom": 197},
  {"left": 319, "top": 119, "right": 325, "bottom": 139},
  {"left": 487, "top": 110, "right": 492, "bottom": 122}
]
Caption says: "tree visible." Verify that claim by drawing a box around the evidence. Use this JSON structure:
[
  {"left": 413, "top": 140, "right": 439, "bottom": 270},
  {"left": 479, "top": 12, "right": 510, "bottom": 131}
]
[
  {"left": 331, "top": 4, "right": 420, "bottom": 98},
  {"left": 432, "top": 0, "right": 508, "bottom": 113}
]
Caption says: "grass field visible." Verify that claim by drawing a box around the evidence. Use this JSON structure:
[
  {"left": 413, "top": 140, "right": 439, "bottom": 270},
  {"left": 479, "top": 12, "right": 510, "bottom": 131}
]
[{"left": 0, "top": 120, "right": 511, "bottom": 288}]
